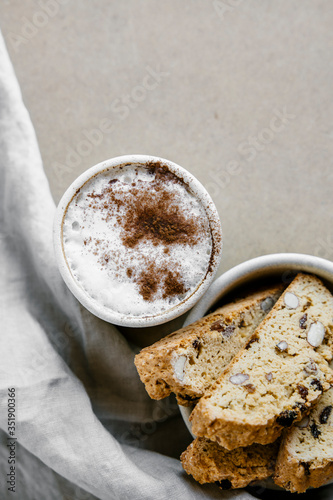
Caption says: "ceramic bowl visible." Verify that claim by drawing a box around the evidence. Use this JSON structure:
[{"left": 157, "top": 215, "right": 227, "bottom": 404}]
[{"left": 179, "top": 252, "right": 333, "bottom": 490}]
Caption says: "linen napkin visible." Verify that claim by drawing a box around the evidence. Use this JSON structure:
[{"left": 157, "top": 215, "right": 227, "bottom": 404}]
[{"left": 0, "top": 30, "right": 257, "bottom": 500}]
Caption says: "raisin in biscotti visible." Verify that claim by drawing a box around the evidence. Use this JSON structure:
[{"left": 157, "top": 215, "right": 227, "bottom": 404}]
[
  {"left": 274, "top": 386, "right": 333, "bottom": 493},
  {"left": 190, "top": 273, "right": 333, "bottom": 450},
  {"left": 134, "top": 285, "right": 283, "bottom": 405},
  {"left": 181, "top": 437, "right": 279, "bottom": 490}
]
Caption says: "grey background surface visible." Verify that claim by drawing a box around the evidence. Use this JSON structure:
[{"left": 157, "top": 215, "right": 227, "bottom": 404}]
[
  {"left": 2, "top": 0, "right": 333, "bottom": 277},
  {"left": 1, "top": 1, "right": 333, "bottom": 499}
]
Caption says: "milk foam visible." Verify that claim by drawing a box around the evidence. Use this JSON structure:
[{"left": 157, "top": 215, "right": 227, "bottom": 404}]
[{"left": 62, "top": 164, "right": 212, "bottom": 317}]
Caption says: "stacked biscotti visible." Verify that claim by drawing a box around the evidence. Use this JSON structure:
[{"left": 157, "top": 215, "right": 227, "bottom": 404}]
[
  {"left": 134, "top": 273, "right": 333, "bottom": 493},
  {"left": 135, "top": 285, "right": 283, "bottom": 405},
  {"left": 274, "top": 386, "right": 333, "bottom": 493}
]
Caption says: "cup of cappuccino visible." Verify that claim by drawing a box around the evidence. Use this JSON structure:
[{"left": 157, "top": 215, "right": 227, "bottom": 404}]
[{"left": 53, "top": 155, "right": 222, "bottom": 327}]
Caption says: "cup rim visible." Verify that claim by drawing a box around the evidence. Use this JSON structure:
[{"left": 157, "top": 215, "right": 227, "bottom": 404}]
[
  {"left": 53, "top": 154, "right": 223, "bottom": 327},
  {"left": 179, "top": 252, "right": 333, "bottom": 489}
]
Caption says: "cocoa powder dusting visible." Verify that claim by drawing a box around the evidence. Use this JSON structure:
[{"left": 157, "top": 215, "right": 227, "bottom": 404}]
[
  {"left": 146, "top": 162, "right": 182, "bottom": 185},
  {"left": 81, "top": 163, "right": 209, "bottom": 302},
  {"left": 137, "top": 263, "right": 188, "bottom": 302},
  {"left": 138, "top": 265, "right": 159, "bottom": 301},
  {"left": 121, "top": 190, "right": 199, "bottom": 248},
  {"left": 163, "top": 270, "right": 187, "bottom": 299}
]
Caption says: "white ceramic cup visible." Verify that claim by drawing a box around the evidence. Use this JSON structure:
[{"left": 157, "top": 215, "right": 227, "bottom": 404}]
[
  {"left": 53, "top": 154, "right": 223, "bottom": 327},
  {"left": 179, "top": 252, "right": 333, "bottom": 490}
]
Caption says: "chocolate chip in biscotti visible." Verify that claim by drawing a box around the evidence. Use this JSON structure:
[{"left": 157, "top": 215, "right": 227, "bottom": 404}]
[
  {"left": 277, "top": 410, "right": 298, "bottom": 427},
  {"left": 310, "top": 422, "right": 321, "bottom": 439},
  {"left": 210, "top": 321, "right": 235, "bottom": 337},
  {"left": 297, "top": 385, "right": 309, "bottom": 399},
  {"left": 192, "top": 338, "right": 200, "bottom": 350},
  {"left": 244, "top": 384, "right": 256, "bottom": 393},
  {"left": 310, "top": 379, "right": 323, "bottom": 392},
  {"left": 192, "top": 338, "right": 201, "bottom": 358},
  {"left": 245, "top": 335, "right": 259, "bottom": 349},
  {"left": 293, "top": 402, "right": 307, "bottom": 413},
  {"left": 209, "top": 320, "right": 224, "bottom": 332},
  {"left": 299, "top": 313, "right": 307, "bottom": 329},
  {"left": 319, "top": 406, "right": 333, "bottom": 424},
  {"left": 301, "top": 462, "right": 311, "bottom": 476}
]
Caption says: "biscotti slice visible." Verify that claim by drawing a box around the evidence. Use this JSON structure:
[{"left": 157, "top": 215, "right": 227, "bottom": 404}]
[
  {"left": 274, "top": 386, "right": 333, "bottom": 493},
  {"left": 190, "top": 273, "right": 333, "bottom": 450},
  {"left": 181, "top": 437, "right": 279, "bottom": 490},
  {"left": 134, "top": 285, "right": 283, "bottom": 405}
]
